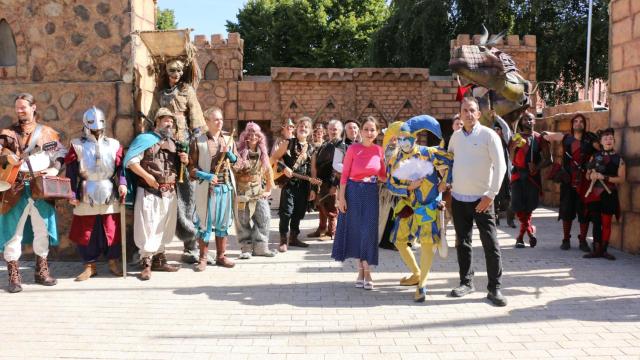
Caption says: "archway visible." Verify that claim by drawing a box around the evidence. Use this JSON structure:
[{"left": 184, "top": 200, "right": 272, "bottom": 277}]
[
  {"left": 204, "top": 60, "right": 219, "bottom": 80},
  {"left": 0, "top": 19, "right": 17, "bottom": 66}
]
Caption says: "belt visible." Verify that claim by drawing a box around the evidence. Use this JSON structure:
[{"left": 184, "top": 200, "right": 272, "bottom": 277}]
[
  {"left": 158, "top": 183, "right": 176, "bottom": 193},
  {"left": 349, "top": 176, "right": 377, "bottom": 184}
]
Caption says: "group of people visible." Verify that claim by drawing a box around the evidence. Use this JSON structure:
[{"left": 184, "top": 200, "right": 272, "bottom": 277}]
[{"left": 0, "top": 88, "right": 625, "bottom": 303}]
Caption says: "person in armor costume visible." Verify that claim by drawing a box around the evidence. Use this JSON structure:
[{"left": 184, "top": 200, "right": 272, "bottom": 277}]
[
  {"left": 65, "top": 107, "right": 127, "bottom": 281},
  {"left": 189, "top": 107, "right": 238, "bottom": 270},
  {"left": 583, "top": 128, "right": 625, "bottom": 260},
  {"left": 509, "top": 112, "right": 551, "bottom": 248},
  {"left": 148, "top": 59, "right": 207, "bottom": 265},
  {"left": 233, "top": 122, "right": 276, "bottom": 259},
  {"left": 385, "top": 116, "right": 452, "bottom": 301},
  {"left": 0, "top": 93, "right": 67, "bottom": 293},
  {"left": 124, "top": 108, "right": 189, "bottom": 280},
  {"left": 271, "top": 117, "right": 320, "bottom": 252},
  {"left": 308, "top": 119, "right": 344, "bottom": 239},
  {"left": 543, "top": 114, "right": 599, "bottom": 251}
]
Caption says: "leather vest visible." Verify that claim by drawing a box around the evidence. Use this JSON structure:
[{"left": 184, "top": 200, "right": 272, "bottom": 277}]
[{"left": 139, "top": 137, "right": 178, "bottom": 186}]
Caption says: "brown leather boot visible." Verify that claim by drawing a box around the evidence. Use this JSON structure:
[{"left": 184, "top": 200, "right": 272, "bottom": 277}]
[
  {"left": 278, "top": 234, "right": 288, "bottom": 253},
  {"left": 34, "top": 256, "right": 57, "bottom": 286},
  {"left": 138, "top": 256, "right": 152, "bottom": 281},
  {"left": 194, "top": 239, "right": 209, "bottom": 272},
  {"left": 75, "top": 263, "right": 97, "bottom": 281},
  {"left": 215, "top": 236, "right": 235, "bottom": 268},
  {"left": 288, "top": 231, "right": 309, "bottom": 248},
  {"left": 151, "top": 253, "right": 180, "bottom": 272},
  {"left": 6, "top": 261, "right": 22, "bottom": 293},
  {"left": 108, "top": 259, "right": 123, "bottom": 277}
]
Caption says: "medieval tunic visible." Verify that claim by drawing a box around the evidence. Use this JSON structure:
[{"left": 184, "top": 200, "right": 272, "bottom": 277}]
[
  {"left": 125, "top": 132, "right": 180, "bottom": 258},
  {"left": 585, "top": 151, "right": 622, "bottom": 245},
  {"left": 558, "top": 133, "right": 597, "bottom": 223},
  {"left": 65, "top": 136, "right": 126, "bottom": 262},
  {"left": 0, "top": 124, "right": 66, "bottom": 262},
  {"left": 313, "top": 138, "right": 343, "bottom": 233},
  {"left": 510, "top": 132, "right": 547, "bottom": 213},
  {"left": 233, "top": 148, "right": 271, "bottom": 254},
  {"left": 149, "top": 83, "right": 206, "bottom": 142},
  {"left": 277, "top": 138, "right": 314, "bottom": 236},
  {"left": 189, "top": 133, "right": 237, "bottom": 241}
]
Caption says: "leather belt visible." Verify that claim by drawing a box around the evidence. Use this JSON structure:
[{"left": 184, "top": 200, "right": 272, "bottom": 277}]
[{"left": 158, "top": 183, "right": 176, "bottom": 193}]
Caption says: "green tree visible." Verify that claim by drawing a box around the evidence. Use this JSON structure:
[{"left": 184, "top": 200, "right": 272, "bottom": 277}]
[
  {"left": 226, "top": 0, "right": 389, "bottom": 75},
  {"left": 157, "top": 8, "right": 178, "bottom": 30}
]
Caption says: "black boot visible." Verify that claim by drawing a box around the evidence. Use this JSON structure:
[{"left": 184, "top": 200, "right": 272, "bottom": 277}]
[
  {"left": 583, "top": 242, "right": 602, "bottom": 258},
  {"left": 602, "top": 243, "right": 616, "bottom": 260}
]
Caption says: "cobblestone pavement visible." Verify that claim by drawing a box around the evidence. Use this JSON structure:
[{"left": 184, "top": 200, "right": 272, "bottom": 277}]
[{"left": 1, "top": 207, "right": 639, "bottom": 359}]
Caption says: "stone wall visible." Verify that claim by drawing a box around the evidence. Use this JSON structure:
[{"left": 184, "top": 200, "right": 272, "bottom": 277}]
[
  {"left": 0, "top": 0, "right": 154, "bottom": 257},
  {"left": 608, "top": 0, "right": 640, "bottom": 254}
]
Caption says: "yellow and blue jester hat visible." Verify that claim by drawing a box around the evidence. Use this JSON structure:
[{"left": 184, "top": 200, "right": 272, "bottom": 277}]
[
  {"left": 382, "top": 121, "right": 404, "bottom": 151},
  {"left": 398, "top": 114, "right": 444, "bottom": 150}
]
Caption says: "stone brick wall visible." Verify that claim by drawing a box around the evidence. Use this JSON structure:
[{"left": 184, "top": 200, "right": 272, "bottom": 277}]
[
  {"left": 0, "top": 0, "right": 154, "bottom": 257},
  {"left": 609, "top": 0, "right": 640, "bottom": 254}
]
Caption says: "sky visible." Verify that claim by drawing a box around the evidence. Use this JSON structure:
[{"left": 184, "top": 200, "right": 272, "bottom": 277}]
[{"left": 156, "top": 0, "right": 247, "bottom": 38}]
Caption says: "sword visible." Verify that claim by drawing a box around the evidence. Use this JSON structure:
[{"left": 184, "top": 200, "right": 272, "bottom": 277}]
[{"left": 120, "top": 194, "right": 127, "bottom": 279}]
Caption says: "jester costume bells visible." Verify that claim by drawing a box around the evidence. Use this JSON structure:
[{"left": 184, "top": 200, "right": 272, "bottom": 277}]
[
  {"left": 65, "top": 107, "right": 126, "bottom": 280},
  {"left": 386, "top": 115, "right": 452, "bottom": 302}
]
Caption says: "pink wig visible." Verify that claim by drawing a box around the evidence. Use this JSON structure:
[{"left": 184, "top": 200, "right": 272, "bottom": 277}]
[{"left": 237, "top": 122, "right": 270, "bottom": 170}]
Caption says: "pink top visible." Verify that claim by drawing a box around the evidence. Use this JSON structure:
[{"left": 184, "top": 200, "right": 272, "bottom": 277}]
[{"left": 340, "top": 143, "right": 387, "bottom": 185}]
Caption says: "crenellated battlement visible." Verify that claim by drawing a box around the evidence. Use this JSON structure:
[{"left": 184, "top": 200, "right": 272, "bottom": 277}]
[
  {"left": 450, "top": 33, "right": 536, "bottom": 49},
  {"left": 193, "top": 32, "right": 244, "bottom": 50}
]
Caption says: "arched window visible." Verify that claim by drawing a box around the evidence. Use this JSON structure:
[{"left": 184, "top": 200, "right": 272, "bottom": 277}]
[
  {"left": 0, "top": 19, "right": 17, "bottom": 66},
  {"left": 204, "top": 61, "right": 219, "bottom": 80}
]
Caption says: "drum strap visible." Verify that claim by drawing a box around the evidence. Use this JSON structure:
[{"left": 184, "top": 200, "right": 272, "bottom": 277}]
[{"left": 15, "top": 124, "right": 43, "bottom": 178}]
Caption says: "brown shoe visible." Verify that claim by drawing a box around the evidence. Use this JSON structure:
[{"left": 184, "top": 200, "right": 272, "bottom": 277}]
[
  {"left": 288, "top": 232, "right": 309, "bottom": 248},
  {"left": 151, "top": 253, "right": 180, "bottom": 272},
  {"left": 307, "top": 228, "right": 326, "bottom": 238},
  {"left": 6, "top": 260, "right": 22, "bottom": 293},
  {"left": 34, "top": 256, "right": 57, "bottom": 286},
  {"left": 108, "top": 259, "right": 123, "bottom": 277},
  {"left": 75, "top": 263, "right": 98, "bottom": 281},
  {"left": 194, "top": 239, "right": 209, "bottom": 272},
  {"left": 215, "top": 236, "right": 235, "bottom": 268},
  {"left": 138, "top": 257, "right": 152, "bottom": 281},
  {"left": 278, "top": 234, "right": 288, "bottom": 253}
]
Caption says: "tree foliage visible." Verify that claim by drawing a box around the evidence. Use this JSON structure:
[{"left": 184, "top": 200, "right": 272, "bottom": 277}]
[
  {"left": 226, "top": 0, "right": 389, "bottom": 75},
  {"left": 157, "top": 8, "right": 178, "bottom": 30},
  {"left": 369, "top": 0, "right": 611, "bottom": 105}
]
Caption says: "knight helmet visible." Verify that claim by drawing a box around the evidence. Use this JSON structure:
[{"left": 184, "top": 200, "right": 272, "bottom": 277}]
[{"left": 82, "top": 106, "right": 106, "bottom": 131}]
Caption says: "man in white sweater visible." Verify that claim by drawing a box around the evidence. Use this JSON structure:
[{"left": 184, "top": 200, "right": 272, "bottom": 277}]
[{"left": 448, "top": 98, "right": 507, "bottom": 307}]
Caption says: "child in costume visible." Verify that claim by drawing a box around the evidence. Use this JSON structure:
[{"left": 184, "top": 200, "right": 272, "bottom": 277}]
[
  {"left": 386, "top": 115, "right": 452, "bottom": 302},
  {"left": 583, "top": 128, "right": 625, "bottom": 260}
]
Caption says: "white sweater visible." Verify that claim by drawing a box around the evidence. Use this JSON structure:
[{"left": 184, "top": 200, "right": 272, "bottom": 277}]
[{"left": 448, "top": 122, "right": 506, "bottom": 199}]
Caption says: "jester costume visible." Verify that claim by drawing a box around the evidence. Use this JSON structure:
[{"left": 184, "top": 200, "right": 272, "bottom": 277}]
[{"left": 386, "top": 115, "right": 452, "bottom": 302}]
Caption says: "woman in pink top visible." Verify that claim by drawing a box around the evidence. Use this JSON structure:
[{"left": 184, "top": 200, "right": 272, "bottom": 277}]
[{"left": 331, "top": 116, "right": 386, "bottom": 290}]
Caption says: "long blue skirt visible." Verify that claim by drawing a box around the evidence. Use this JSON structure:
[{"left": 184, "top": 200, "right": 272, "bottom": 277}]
[{"left": 331, "top": 180, "right": 379, "bottom": 266}]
